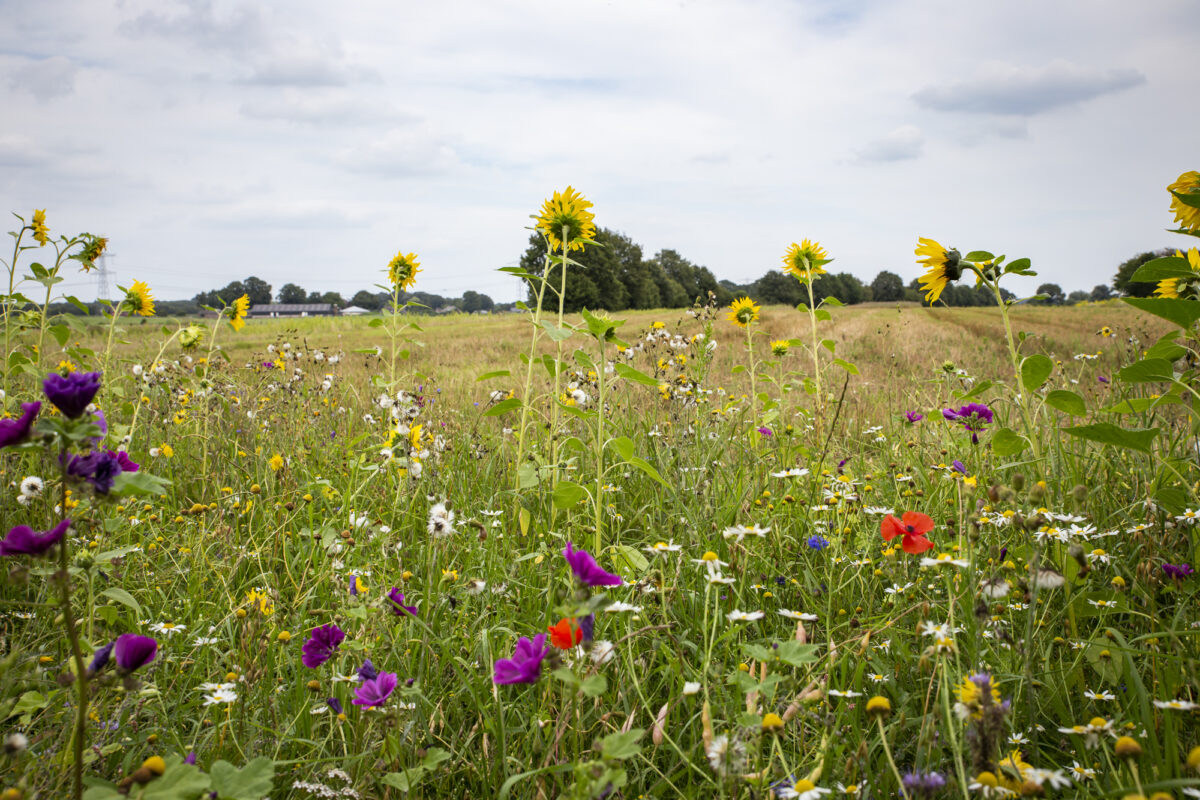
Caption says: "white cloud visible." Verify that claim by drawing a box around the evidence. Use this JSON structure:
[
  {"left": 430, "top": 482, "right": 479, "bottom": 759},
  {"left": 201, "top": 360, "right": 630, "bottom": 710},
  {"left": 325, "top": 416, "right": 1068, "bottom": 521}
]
[{"left": 852, "top": 125, "right": 924, "bottom": 163}]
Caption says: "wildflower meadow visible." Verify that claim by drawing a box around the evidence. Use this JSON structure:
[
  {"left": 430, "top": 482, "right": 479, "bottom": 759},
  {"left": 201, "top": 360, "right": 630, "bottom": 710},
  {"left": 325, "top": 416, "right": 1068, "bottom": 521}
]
[{"left": 3, "top": 174, "right": 1200, "bottom": 800}]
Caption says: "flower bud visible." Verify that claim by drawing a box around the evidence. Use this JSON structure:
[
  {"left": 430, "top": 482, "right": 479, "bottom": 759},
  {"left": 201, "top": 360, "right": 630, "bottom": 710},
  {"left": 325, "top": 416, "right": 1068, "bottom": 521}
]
[
  {"left": 1114, "top": 736, "right": 1142, "bottom": 760},
  {"left": 865, "top": 696, "right": 891, "bottom": 719}
]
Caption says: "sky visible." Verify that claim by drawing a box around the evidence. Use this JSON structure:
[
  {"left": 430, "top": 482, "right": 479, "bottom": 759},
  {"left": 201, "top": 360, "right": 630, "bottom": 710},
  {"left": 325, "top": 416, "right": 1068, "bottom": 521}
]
[{"left": 2, "top": 0, "right": 1197, "bottom": 303}]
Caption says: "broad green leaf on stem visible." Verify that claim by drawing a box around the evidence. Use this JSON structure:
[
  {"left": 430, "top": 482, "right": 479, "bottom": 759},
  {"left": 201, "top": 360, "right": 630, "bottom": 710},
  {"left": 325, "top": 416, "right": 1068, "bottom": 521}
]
[
  {"left": 382, "top": 769, "right": 428, "bottom": 792},
  {"left": 609, "top": 436, "right": 635, "bottom": 462},
  {"left": 991, "top": 427, "right": 1029, "bottom": 457},
  {"left": 1117, "top": 358, "right": 1174, "bottom": 383},
  {"left": 613, "top": 363, "right": 660, "bottom": 387},
  {"left": 965, "top": 251, "right": 995, "bottom": 262},
  {"left": 1154, "top": 485, "right": 1188, "bottom": 515},
  {"left": 475, "top": 370, "right": 511, "bottom": 381},
  {"left": 111, "top": 472, "right": 171, "bottom": 498},
  {"left": 1044, "top": 390, "right": 1086, "bottom": 417},
  {"left": 142, "top": 760, "right": 212, "bottom": 800},
  {"left": 1101, "top": 395, "right": 1177, "bottom": 414},
  {"left": 609, "top": 544, "right": 649, "bottom": 576},
  {"left": 628, "top": 455, "right": 669, "bottom": 487},
  {"left": 100, "top": 587, "right": 143, "bottom": 618},
  {"left": 367, "top": 317, "right": 384, "bottom": 328},
  {"left": 551, "top": 481, "right": 587, "bottom": 510},
  {"left": 820, "top": 338, "right": 835, "bottom": 353},
  {"left": 1171, "top": 189, "right": 1200, "bottom": 210},
  {"left": 833, "top": 358, "right": 858, "bottom": 375},
  {"left": 956, "top": 379, "right": 993, "bottom": 401},
  {"left": 483, "top": 398, "right": 522, "bottom": 417},
  {"left": 599, "top": 729, "right": 644, "bottom": 760},
  {"left": 823, "top": 296, "right": 845, "bottom": 307},
  {"left": 580, "top": 674, "right": 608, "bottom": 698},
  {"left": 1144, "top": 332, "right": 1186, "bottom": 361},
  {"left": 1063, "top": 423, "right": 1159, "bottom": 453},
  {"left": 518, "top": 506, "right": 531, "bottom": 535},
  {"left": 814, "top": 308, "right": 832, "bottom": 322},
  {"left": 1123, "top": 297, "right": 1200, "bottom": 329},
  {"left": 537, "top": 321, "right": 573, "bottom": 342},
  {"left": 209, "top": 757, "right": 275, "bottom": 800},
  {"left": 1130, "top": 255, "right": 1192, "bottom": 283},
  {"left": 573, "top": 349, "right": 595, "bottom": 370},
  {"left": 1020, "top": 354, "right": 1053, "bottom": 392},
  {"left": 517, "top": 463, "right": 539, "bottom": 489}
]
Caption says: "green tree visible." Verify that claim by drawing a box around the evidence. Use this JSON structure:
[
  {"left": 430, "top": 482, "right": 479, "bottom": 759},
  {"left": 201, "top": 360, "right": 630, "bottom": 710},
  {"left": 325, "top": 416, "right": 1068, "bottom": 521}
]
[
  {"left": 870, "top": 270, "right": 905, "bottom": 302},
  {"left": 350, "top": 290, "right": 383, "bottom": 311},
  {"left": 243, "top": 276, "right": 272, "bottom": 305},
  {"left": 1036, "top": 283, "right": 1064, "bottom": 305},
  {"left": 278, "top": 283, "right": 307, "bottom": 303},
  {"left": 520, "top": 228, "right": 634, "bottom": 312},
  {"left": 1090, "top": 284, "right": 1113, "bottom": 301},
  {"left": 320, "top": 291, "right": 345, "bottom": 308}
]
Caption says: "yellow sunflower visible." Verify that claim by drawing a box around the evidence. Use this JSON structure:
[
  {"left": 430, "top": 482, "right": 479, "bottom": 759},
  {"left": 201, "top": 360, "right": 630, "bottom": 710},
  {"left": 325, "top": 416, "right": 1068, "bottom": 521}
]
[
  {"left": 124, "top": 280, "right": 156, "bottom": 317},
  {"left": 781, "top": 239, "right": 831, "bottom": 281},
  {"left": 726, "top": 296, "right": 760, "bottom": 328},
  {"left": 228, "top": 294, "right": 250, "bottom": 331},
  {"left": 1156, "top": 277, "right": 1184, "bottom": 298},
  {"left": 915, "top": 237, "right": 963, "bottom": 304},
  {"left": 388, "top": 251, "right": 421, "bottom": 291},
  {"left": 535, "top": 186, "right": 596, "bottom": 252},
  {"left": 1168, "top": 171, "right": 1200, "bottom": 231},
  {"left": 76, "top": 234, "right": 107, "bottom": 272},
  {"left": 1157, "top": 249, "right": 1200, "bottom": 298},
  {"left": 770, "top": 339, "right": 790, "bottom": 357},
  {"left": 31, "top": 209, "right": 49, "bottom": 246}
]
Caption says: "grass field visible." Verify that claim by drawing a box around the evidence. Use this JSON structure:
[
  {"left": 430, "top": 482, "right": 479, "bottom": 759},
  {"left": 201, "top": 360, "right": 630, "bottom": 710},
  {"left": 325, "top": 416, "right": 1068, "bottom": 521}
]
[{"left": 2, "top": 292, "right": 1199, "bottom": 800}]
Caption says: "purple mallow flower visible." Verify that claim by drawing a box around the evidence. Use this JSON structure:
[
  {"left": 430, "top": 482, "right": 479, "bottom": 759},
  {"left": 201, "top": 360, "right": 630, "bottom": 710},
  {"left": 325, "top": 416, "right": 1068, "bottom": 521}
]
[
  {"left": 113, "top": 634, "right": 157, "bottom": 673},
  {"left": 579, "top": 613, "right": 595, "bottom": 644},
  {"left": 942, "top": 403, "right": 993, "bottom": 444},
  {"left": 301, "top": 624, "right": 345, "bottom": 668},
  {"left": 951, "top": 460, "right": 967, "bottom": 475},
  {"left": 65, "top": 450, "right": 130, "bottom": 494},
  {"left": 357, "top": 659, "right": 378, "bottom": 682},
  {"left": 1163, "top": 563, "right": 1194, "bottom": 581},
  {"left": 183, "top": 752, "right": 197, "bottom": 766},
  {"left": 0, "top": 519, "right": 71, "bottom": 557},
  {"left": 88, "top": 641, "right": 115, "bottom": 675},
  {"left": 493, "top": 633, "right": 550, "bottom": 685},
  {"left": 904, "top": 411, "right": 924, "bottom": 423},
  {"left": 0, "top": 402, "right": 41, "bottom": 448},
  {"left": 43, "top": 371, "right": 102, "bottom": 419},
  {"left": 353, "top": 671, "right": 398, "bottom": 708},
  {"left": 563, "top": 542, "right": 623, "bottom": 587},
  {"left": 386, "top": 588, "right": 417, "bottom": 617},
  {"left": 326, "top": 697, "right": 343, "bottom": 715},
  {"left": 757, "top": 427, "right": 773, "bottom": 437}
]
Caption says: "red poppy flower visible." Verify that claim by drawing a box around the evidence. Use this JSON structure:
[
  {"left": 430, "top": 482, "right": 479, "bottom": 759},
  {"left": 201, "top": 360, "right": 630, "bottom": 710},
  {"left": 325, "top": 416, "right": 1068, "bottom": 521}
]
[
  {"left": 881, "top": 511, "right": 935, "bottom": 554},
  {"left": 547, "top": 617, "right": 582, "bottom": 650}
]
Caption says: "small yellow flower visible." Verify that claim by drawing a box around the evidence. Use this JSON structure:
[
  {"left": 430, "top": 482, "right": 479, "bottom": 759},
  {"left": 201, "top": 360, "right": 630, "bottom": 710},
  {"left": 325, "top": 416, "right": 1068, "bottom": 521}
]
[
  {"left": 141, "top": 756, "right": 166, "bottom": 776},
  {"left": 228, "top": 294, "right": 250, "bottom": 331},
  {"left": 770, "top": 339, "right": 790, "bottom": 357},
  {"left": 277, "top": 631, "right": 291, "bottom": 643},
  {"left": 387, "top": 251, "right": 421, "bottom": 290},
  {"left": 268, "top": 453, "right": 284, "bottom": 472},
  {"left": 1114, "top": 736, "right": 1142, "bottom": 760},
  {"left": 726, "top": 296, "right": 759, "bottom": 328},
  {"left": 30, "top": 209, "right": 49, "bottom": 246},
  {"left": 761, "top": 712, "right": 784, "bottom": 731},
  {"left": 160, "top": 443, "right": 174, "bottom": 458},
  {"left": 534, "top": 186, "right": 596, "bottom": 252}
]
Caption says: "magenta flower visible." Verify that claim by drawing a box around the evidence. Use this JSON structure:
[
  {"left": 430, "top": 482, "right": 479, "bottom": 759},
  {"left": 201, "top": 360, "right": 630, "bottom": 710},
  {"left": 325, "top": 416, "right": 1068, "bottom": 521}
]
[
  {"left": 43, "top": 371, "right": 102, "bottom": 419},
  {"left": 386, "top": 588, "right": 417, "bottom": 617},
  {"left": 757, "top": 427, "right": 773, "bottom": 437},
  {"left": 563, "top": 542, "right": 622, "bottom": 587},
  {"left": 301, "top": 623, "right": 346, "bottom": 668},
  {"left": 0, "top": 519, "right": 70, "bottom": 557},
  {"left": 114, "top": 633, "right": 158, "bottom": 673},
  {"left": 353, "top": 671, "right": 398, "bottom": 708},
  {"left": 904, "top": 411, "right": 924, "bottom": 423},
  {"left": 1163, "top": 563, "right": 1194, "bottom": 581},
  {"left": 493, "top": 633, "right": 550, "bottom": 685},
  {"left": 65, "top": 450, "right": 126, "bottom": 494},
  {"left": 0, "top": 402, "right": 41, "bottom": 448},
  {"left": 942, "top": 403, "right": 993, "bottom": 444}
]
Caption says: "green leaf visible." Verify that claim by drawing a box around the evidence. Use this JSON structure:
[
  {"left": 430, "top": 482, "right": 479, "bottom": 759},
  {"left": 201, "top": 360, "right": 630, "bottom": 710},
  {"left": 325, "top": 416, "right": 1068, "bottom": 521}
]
[
  {"left": 609, "top": 436, "right": 635, "bottom": 461},
  {"left": 476, "top": 369, "right": 511, "bottom": 381},
  {"left": 83, "top": 785, "right": 124, "bottom": 800},
  {"left": 580, "top": 674, "right": 608, "bottom": 698},
  {"left": 823, "top": 296, "right": 844, "bottom": 307},
  {"left": 957, "top": 379, "right": 994, "bottom": 401},
  {"left": 367, "top": 317, "right": 384, "bottom": 328},
  {"left": 1063, "top": 423, "right": 1159, "bottom": 453},
  {"left": 1117, "top": 358, "right": 1174, "bottom": 383},
  {"left": 100, "top": 587, "right": 143, "bottom": 618},
  {"left": 580, "top": 308, "right": 625, "bottom": 342},
  {"left": 110, "top": 471, "right": 171, "bottom": 498},
  {"left": 613, "top": 363, "right": 660, "bottom": 388},
  {"left": 209, "top": 757, "right": 275, "bottom": 800},
  {"left": 538, "top": 320, "right": 574, "bottom": 342},
  {"left": 573, "top": 349, "right": 595, "bottom": 371},
  {"left": 628, "top": 455, "right": 668, "bottom": 487},
  {"left": 1005, "top": 257, "right": 1033, "bottom": 274},
  {"left": 773, "top": 640, "right": 820, "bottom": 667},
  {"left": 833, "top": 358, "right": 858, "bottom": 375},
  {"left": 1020, "top": 354, "right": 1053, "bottom": 392},
  {"left": 1102, "top": 395, "right": 1178, "bottom": 414},
  {"left": 64, "top": 295, "right": 90, "bottom": 314},
  {"left": 381, "top": 769, "right": 427, "bottom": 792},
  {"left": 1044, "top": 390, "right": 1086, "bottom": 417},
  {"left": 1123, "top": 297, "right": 1200, "bottom": 329},
  {"left": 814, "top": 308, "right": 832, "bottom": 322},
  {"left": 421, "top": 748, "right": 451, "bottom": 769},
  {"left": 551, "top": 480, "right": 587, "bottom": 510},
  {"left": 552, "top": 667, "right": 580, "bottom": 687},
  {"left": 609, "top": 544, "right": 649, "bottom": 576},
  {"left": 1129, "top": 255, "right": 1192, "bottom": 283},
  {"left": 965, "top": 251, "right": 995, "bottom": 262},
  {"left": 13, "top": 691, "right": 48, "bottom": 724},
  {"left": 991, "top": 427, "right": 1029, "bottom": 457},
  {"left": 517, "top": 463, "right": 539, "bottom": 490},
  {"left": 1171, "top": 189, "right": 1200, "bottom": 210},
  {"left": 1145, "top": 332, "right": 1186, "bottom": 361},
  {"left": 483, "top": 397, "right": 522, "bottom": 417},
  {"left": 142, "top": 760, "right": 212, "bottom": 800},
  {"left": 820, "top": 338, "right": 835, "bottom": 353},
  {"left": 599, "top": 728, "right": 644, "bottom": 760}
]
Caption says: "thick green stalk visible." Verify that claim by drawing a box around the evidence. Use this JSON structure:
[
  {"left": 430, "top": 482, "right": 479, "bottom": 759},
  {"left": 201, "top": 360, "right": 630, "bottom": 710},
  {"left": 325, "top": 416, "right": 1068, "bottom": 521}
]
[
  {"left": 593, "top": 337, "right": 606, "bottom": 553},
  {"left": 805, "top": 277, "right": 822, "bottom": 423},
  {"left": 512, "top": 261, "right": 550, "bottom": 516},
  {"left": 2, "top": 226, "right": 26, "bottom": 399},
  {"left": 990, "top": 282, "right": 1042, "bottom": 459},
  {"left": 551, "top": 225, "right": 569, "bottom": 488}
]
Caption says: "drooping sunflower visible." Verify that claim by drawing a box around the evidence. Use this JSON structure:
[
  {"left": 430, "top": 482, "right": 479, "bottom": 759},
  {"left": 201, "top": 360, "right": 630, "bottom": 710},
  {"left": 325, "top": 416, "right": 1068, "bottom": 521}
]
[
  {"left": 1156, "top": 249, "right": 1200, "bottom": 299},
  {"left": 915, "top": 237, "right": 963, "bottom": 304},
  {"left": 726, "top": 296, "right": 760, "bottom": 328},
  {"left": 1156, "top": 277, "right": 1185, "bottom": 299},
  {"left": 123, "top": 280, "right": 156, "bottom": 317},
  {"left": 1168, "top": 171, "right": 1200, "bottom": 231},
  {"left": 534, "top": 186, "right": 596, "bottom": 252},
  {"left": 76, "top": 234, "right": 107, "bottom": 272},
  {"left": 781, "top": 239, "right": 831, "bottom": 281},
  {"left": 179, "top": 324, "right": 205, "bottom": 349},
  {"left": 31, "top": 209, "right": 49, "bottom": 246},
  {"left": 228, "top": 294, "right": 250, "bottom": 331},
  {"left": 387, "top": 251, "right": 421, "bottom": 291}
]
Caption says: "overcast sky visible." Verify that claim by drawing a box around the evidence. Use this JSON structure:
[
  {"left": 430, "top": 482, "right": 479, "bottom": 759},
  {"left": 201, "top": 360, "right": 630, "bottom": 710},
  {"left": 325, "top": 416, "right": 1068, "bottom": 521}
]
[{"left": 3, "top": 0, "right": 1197, "bottom": 302}]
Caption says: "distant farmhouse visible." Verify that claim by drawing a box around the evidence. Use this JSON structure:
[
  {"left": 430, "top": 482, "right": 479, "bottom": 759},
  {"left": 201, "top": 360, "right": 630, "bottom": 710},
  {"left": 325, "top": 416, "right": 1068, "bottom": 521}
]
[{"left": 248, "top": 303, "right": 339, "bottom": 318}]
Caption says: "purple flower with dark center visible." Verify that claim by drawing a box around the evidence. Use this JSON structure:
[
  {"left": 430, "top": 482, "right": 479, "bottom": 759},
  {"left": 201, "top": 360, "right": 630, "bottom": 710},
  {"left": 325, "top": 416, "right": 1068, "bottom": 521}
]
[
  {"left": 951, "top": 460, "right": 967, "bottom": 475},
  {"left": 353, "top": 671, "right": 398, "bottom": 708},
  {"left": 493, "top": 633, "right": 550, "bottom": 685},
  {"left": 357, "top": 659, "right": 378, "bottom": 682},
  {"left": 903, "top": 771, "right": 947, "bottom": 798},
  {"left": 0, "top": 519, "right": 71, "bottom": 557},
  {"left": 301, "top": 623, "right": 345, "bottom": 668},
  {"left": 0, "top": 402, "right": 41, "bottom": 448},
  {"left": 386, "top": 587, "right": 417, "bottom": 617},
  {"left": 942, "top": 403, "right": 993, "bottom": 444},
  {"left": 579, "top": 613, "right": 595, "bottom": 643},
  {"left": 806, "top": 535, "right": 830, "bottom": 551},
  {"left": 757, "top": 427, "right": 773, "bottom": 437},
  {"left": 1163, "top": 563, "right": 1194, "bottom": 581},
  {"left": 326, "top": 697, "right": 343, "bottom": 715},
  {"left": 113, "top": 634, "right": 157, "bottom": 673},
  {"left": 563, "top": 542, "right": 622, "bottom": 587},
  {"left": 904, "top": 411, "right": 924, "bottom": 424},
  {"left": 65, "top": 450, "right": 124, "bottom": 494},
  {"left": 43, "top": 371, "right": 102, "bottom": 419},
  {"left": 88, "top": 641, "right": 115, "bottom": 675}
]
